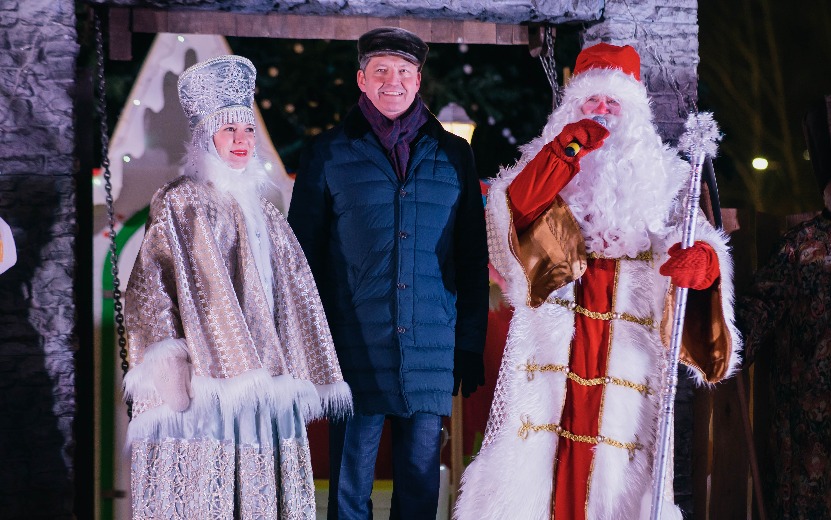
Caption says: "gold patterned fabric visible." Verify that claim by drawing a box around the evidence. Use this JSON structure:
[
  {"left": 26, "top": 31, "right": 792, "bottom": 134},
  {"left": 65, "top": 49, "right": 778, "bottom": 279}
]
[
  {"left": 508, "top": 196, "right": 587, "bottom": 308},
  {"left": 661, "top": 281, "right": 733, "bottom": 383}
]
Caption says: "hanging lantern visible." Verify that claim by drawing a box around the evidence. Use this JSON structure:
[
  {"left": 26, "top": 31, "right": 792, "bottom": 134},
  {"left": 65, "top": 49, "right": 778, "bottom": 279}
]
[{"left": 437, "top": 102, "right": 476, "bottom": 144}]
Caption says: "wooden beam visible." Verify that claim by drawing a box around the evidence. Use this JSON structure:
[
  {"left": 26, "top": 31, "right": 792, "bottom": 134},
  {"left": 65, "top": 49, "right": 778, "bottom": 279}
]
[
  {"left": 462, "top": 20, "right": 496, "bottom": 45},
  {"left": 108, "top": 7, "right": 132, "bottom": 60},
  {"left": 495, "top": 24, "right": 516, "bottom": 45},
  {"left": 132, "top": 8, "right": 168, "bottom": 33},
  {"left": 235, "top": 13, "right": 273, "bottom": 38},
  {"left": 127, "top": 8, "right": 528, "bottom": 45},
  {"left": 527, "top": 25, "right": 544, "bottom": 58}
]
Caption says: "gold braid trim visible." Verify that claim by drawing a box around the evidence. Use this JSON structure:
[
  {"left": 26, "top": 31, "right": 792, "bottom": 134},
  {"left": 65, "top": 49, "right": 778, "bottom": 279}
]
[
  {"left": 587, "top": 250, "right": 653, "bottom": 262},
  {"left": 547, "top": 296, "right": 656, "bottom": 329},
  {"left": 517, "top": 362, "right": 652, "bottom": 396},
  {"left": 518, "top": 415, "right": 642, "bottom": 460}
]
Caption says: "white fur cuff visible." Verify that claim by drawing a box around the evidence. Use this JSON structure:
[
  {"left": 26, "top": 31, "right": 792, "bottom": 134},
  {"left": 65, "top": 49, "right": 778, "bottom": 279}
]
[{"left": 123, "top": 338, "right": 191, "bottom": 410}]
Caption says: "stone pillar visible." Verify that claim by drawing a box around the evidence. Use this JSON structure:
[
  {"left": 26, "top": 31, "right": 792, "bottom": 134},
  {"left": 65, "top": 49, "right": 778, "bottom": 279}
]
[
  {"left": 586, "top": 0, "right": 699, "bottom": 141},
  {"left": 586, "top": 0, "right": 700, "bottom": 514},
  {"left": 0, "top": 0, "right": 79, "bottom": 518}
]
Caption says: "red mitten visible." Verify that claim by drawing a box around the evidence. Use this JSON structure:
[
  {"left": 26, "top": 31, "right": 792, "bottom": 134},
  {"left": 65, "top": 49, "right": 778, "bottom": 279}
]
[
  {"left": 659, "top": 241, "right": 720, "bottom": 290},
  {"left": 552, "top": 118, "right": 610, "bottom": 161}
]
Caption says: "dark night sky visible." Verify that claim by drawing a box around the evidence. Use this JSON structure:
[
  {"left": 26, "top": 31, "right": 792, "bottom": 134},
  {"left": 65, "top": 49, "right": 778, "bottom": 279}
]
[{"left": 699, "top": 0, "right": 831, "bottom": 214}]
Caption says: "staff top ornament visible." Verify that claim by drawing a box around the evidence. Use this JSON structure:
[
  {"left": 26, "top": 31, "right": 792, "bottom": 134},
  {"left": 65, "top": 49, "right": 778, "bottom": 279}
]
[{"left": 678, "top": 112, "right": 722, "bottom": 159}]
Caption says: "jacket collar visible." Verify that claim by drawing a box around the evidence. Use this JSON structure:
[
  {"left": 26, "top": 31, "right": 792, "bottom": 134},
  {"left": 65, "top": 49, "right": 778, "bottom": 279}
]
[{"left": 343, "top": 102, "right": 444, "bottom": 142}]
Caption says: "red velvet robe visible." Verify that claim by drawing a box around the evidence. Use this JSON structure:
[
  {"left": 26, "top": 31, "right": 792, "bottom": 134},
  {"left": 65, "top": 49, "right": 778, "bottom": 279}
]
[{"left": 508, "top": 147, "right": 614, "bottom": 519}]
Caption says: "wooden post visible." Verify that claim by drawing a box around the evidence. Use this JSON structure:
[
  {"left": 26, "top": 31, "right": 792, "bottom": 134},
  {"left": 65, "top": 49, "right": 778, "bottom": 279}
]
[
  {"left": 450, "top": 393, "right": 463, "bottom": 503},
  {"left": 108, "top": 7, "right": 132, "bottom": 61}
]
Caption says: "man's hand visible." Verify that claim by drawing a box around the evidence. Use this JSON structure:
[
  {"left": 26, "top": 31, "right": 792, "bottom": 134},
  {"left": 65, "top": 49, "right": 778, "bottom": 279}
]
[
  {"left": 453, "top": 350, "right": 485, "bottom": 398},
  {"left": 659, "top": 241, "right": 720, "bottom": 290},
  {"left": 552, "top": 118, "right": 610, "bottom": 161}
]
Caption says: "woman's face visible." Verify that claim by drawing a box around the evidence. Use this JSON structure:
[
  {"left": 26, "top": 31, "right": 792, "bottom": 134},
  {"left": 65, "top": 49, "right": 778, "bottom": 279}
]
[{"left": 212, "top": 123, "right": 255, "bottom": 169}]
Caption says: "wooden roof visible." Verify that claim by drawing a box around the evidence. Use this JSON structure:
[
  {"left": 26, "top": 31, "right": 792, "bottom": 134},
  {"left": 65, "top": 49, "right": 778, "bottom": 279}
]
[
  {"left": 91, "top": 1, "right": 604, "bottom": 60},
  {"left": 87, "top": 0, "right": 605, "bottom": 26}
]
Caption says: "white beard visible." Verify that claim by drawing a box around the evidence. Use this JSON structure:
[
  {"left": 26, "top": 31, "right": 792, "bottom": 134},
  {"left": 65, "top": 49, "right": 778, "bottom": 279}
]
[
  {"left": 508, "top": 110, "right": 685, "bottom": 259},
  {"left": 559, "top": 116, "right": 688, "bottom": 258},
  {"left": 498, "top": 68, "right": 691, "bottom": 258}
]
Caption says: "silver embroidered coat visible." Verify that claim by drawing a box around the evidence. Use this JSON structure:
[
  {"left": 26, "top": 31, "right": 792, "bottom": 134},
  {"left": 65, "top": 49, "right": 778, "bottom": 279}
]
[{"left": 124, "top": 176, "right": 350, "bottom": 519}]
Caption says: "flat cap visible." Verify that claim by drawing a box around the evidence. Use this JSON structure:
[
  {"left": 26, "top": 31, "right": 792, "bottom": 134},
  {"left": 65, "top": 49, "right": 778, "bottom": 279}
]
[{"left": 358, "top": 27, "right": 429, "bottom": 69}]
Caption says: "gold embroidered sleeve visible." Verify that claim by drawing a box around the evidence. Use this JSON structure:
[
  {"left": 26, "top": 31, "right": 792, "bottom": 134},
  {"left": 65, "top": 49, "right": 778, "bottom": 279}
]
[
  {"left": 508, "top": 196, "right": 587, "bottom": 308},
  {"left": 661, "top": 280, "right": 732, "bottom": 383}
]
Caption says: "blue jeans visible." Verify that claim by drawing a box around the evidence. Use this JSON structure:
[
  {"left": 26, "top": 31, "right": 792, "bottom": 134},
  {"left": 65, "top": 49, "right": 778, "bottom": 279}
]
[{"left": 328, "top": 412, "right": 442, "bottom": 520}]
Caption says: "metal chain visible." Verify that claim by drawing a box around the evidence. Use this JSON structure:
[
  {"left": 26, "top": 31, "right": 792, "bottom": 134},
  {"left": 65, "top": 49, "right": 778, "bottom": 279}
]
[
  {"left": 539, "top": 26, "right": 562, "bottom": 108},
  {"left": 94, "top": 9, "right": 132, "bottom": 419}
]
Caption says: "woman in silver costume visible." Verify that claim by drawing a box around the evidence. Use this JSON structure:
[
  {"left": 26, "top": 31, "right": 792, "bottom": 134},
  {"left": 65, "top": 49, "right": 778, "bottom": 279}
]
[{"left": 123, "top": 55, "right": 350, "bottom": 519}]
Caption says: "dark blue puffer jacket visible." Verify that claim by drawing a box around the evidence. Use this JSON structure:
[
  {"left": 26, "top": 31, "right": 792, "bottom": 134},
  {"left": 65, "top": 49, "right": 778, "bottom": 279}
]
[{"left": 288, "top": 106, "right": 488, "bottom": 416}]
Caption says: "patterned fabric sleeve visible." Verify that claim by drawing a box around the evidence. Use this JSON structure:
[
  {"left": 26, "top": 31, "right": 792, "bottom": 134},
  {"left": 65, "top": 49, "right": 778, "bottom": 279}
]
[
  {"left": 125, "top": 193, "right": 185, "bottom": 366},
  {"left": 738, "top": 237, "right": 797, "bottom": 364}
]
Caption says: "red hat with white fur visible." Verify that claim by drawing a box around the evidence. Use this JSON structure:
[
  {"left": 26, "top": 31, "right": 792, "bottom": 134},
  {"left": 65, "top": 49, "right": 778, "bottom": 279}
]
[
  {"left": 563, "top": 42, "right": 647, "bottom": 115},
  {"left": 573, "top": 42, "right": 641, "bottom": 82}
]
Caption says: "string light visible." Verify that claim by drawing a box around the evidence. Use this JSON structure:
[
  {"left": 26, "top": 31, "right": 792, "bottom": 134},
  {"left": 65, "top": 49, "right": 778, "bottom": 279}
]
[{"left": 752, "top": 157, "right": 769, "bottom": 170}]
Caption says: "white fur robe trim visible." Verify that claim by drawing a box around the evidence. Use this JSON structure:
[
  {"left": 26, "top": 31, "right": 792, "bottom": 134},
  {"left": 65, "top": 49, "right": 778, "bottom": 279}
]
[
  {"left": 124, "top": 337, "right": 353, "bottom": 451},
  {"left": 455, "top": 171, "right": 739, "bottom": 520}
]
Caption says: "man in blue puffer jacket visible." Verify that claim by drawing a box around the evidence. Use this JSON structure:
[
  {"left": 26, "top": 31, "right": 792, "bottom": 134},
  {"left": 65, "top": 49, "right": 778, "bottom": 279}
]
[{"left": 288, "top": 26, "right": 489, "bottom": 520}]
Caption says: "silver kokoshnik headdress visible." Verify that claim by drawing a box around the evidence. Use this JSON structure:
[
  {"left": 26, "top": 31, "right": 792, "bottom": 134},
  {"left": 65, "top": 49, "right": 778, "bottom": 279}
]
[{"left": 177, "top": 55, "right": 257, "bottom": 149}]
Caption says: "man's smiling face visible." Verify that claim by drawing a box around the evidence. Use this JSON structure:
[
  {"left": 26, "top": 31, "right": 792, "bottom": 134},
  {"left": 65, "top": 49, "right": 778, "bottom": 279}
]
[{"left": 357, "top": 55, "right": 421, "bottom": 120}]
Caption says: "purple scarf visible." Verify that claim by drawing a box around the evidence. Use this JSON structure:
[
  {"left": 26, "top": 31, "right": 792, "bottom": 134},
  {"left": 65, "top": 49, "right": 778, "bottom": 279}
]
[{"left": 358, "top": 93, "right": 429, "bottom": 181}]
